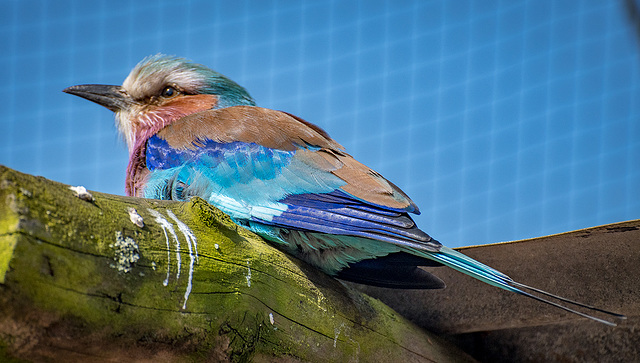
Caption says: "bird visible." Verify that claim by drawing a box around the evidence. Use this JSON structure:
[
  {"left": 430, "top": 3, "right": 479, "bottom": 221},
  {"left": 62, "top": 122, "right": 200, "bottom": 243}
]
[{"left": 64, "top": 54, "right": 624, "bottom": 325}]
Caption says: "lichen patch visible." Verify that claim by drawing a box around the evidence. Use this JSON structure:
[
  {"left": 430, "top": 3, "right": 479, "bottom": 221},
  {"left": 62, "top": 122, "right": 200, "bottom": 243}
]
[{"left": 110, "top": 231, "right": 140, "bottom": 273}]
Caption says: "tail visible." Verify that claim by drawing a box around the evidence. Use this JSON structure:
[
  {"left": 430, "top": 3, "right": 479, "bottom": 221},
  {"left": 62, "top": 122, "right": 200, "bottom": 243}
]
[{"left": 418, "top": 246, "right": 626, "bottom": 326}]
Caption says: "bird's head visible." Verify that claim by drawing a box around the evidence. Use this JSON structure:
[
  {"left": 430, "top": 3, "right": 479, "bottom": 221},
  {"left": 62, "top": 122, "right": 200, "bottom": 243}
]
[{"left": 63, "top": 54, "right": 255, "bottom": 151}]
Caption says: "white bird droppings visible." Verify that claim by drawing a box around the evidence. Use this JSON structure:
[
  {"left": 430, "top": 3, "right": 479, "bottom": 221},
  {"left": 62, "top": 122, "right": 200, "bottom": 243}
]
[
  {"left": 69, "top": 185, "right": 94, "bottom": 202},
  {"left": 166, "top": 210, "right": 199, "bottom": 263},
  {"left": 148, "top": 208, "right": 180, "bottom": 286},
  {"left": 166, "top": 210, "right": 199, "bottom": 309},
  {"left": 127, "top": 207, "right": 144, "bottom": 228},
  {"left": 333, "top": 324, "right": 343, "bottom": 348},
  {"left": 246, "top": 260, "right": 252, "bottom": 287},
  {"left": 147, "top": 209, "right": 199, "bottom": 310}
]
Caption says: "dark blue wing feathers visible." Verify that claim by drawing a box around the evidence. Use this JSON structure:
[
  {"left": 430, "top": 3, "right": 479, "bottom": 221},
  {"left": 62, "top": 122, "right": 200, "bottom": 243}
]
[{"left": 265, "top": 191, "right": 435, "bottom": 248}]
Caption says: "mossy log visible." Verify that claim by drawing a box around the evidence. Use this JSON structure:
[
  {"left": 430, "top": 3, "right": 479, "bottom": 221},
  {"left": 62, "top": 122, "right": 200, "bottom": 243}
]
[{"left": 0, "top": 166, "right": 474, "bottom": 362}]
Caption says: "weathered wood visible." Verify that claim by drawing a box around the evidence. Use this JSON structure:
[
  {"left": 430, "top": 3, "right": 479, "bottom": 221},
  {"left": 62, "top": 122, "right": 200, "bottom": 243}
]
[
  {"left": 0, "top": 166, "right": 474, "bottom": 362},
  {"left": 355, "top": 220, "right": 640, "bottom": 362}
]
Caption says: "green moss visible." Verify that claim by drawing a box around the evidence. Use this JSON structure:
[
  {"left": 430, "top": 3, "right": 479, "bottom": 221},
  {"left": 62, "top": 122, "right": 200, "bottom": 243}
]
[
  {"left": 0, "top": 343, "right": 28, "bottom": 363},
  {"left": 0, "top": 236, "right": 17, "bottom": 284}
]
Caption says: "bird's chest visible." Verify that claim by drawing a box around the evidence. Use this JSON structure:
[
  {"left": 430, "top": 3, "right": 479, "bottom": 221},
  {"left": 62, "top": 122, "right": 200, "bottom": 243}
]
[{"left": 126, "top": 143, "right": 151, "bottom": 197}]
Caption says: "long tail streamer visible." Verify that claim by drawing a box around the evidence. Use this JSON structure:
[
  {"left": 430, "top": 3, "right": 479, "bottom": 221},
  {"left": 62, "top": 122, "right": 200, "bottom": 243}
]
[{"left": 419, "top": 246, "right": 626, "bottom": 326}]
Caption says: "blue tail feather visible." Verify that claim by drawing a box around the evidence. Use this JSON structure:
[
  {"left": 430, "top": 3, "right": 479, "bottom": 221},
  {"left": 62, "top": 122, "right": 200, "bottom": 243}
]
[
  {"left": 419, "top": 246, "right": 516, "bottom": 290},
  {"left": 417, "top": 246, "right": 625, "bottom": 326}
]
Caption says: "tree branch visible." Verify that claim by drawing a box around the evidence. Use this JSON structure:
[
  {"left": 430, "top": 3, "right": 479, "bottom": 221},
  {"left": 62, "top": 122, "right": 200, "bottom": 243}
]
[{"left": 0, "top": 165, "right": 473, "bottom": 362}]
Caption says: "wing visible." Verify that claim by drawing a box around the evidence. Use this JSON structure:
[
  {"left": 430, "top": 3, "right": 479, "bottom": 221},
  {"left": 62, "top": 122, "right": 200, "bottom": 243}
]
[
  {"left": 143, "top": 106, "right": 441, "bottom": 278},
  {"left": 154, "top": 106, "right": 421, "bottom": 213}
]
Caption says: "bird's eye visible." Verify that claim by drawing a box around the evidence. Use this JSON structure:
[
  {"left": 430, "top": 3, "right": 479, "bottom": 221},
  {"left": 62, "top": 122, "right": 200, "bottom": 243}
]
[{"left": 161, "top": 86, "right": 177, "bottom": 98}]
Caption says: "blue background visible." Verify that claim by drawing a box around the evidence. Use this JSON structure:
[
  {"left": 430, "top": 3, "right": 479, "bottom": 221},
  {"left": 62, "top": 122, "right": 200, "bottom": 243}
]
[{"left": 2, "top": 1, "right": 639, "bottom": 247}]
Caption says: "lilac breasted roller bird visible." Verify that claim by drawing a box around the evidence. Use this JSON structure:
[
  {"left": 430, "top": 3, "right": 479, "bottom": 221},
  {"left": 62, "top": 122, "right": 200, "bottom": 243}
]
[{"left": 64, "top": 55, "right": 624, "bottom": 325}]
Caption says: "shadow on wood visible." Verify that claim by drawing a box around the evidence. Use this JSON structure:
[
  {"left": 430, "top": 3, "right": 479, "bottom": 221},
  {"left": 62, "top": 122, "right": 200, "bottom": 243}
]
[
  {"left": 0, "top": 166, "right": 473, "bottom": 362},
  {"left": 353, "top": 220, "right": 640, "bottom": 362}
]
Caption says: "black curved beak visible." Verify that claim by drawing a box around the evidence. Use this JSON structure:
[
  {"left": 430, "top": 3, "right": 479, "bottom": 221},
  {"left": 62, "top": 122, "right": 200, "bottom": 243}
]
[{"left": 63, "top": 84, "right": 131, "bottom": 112}]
